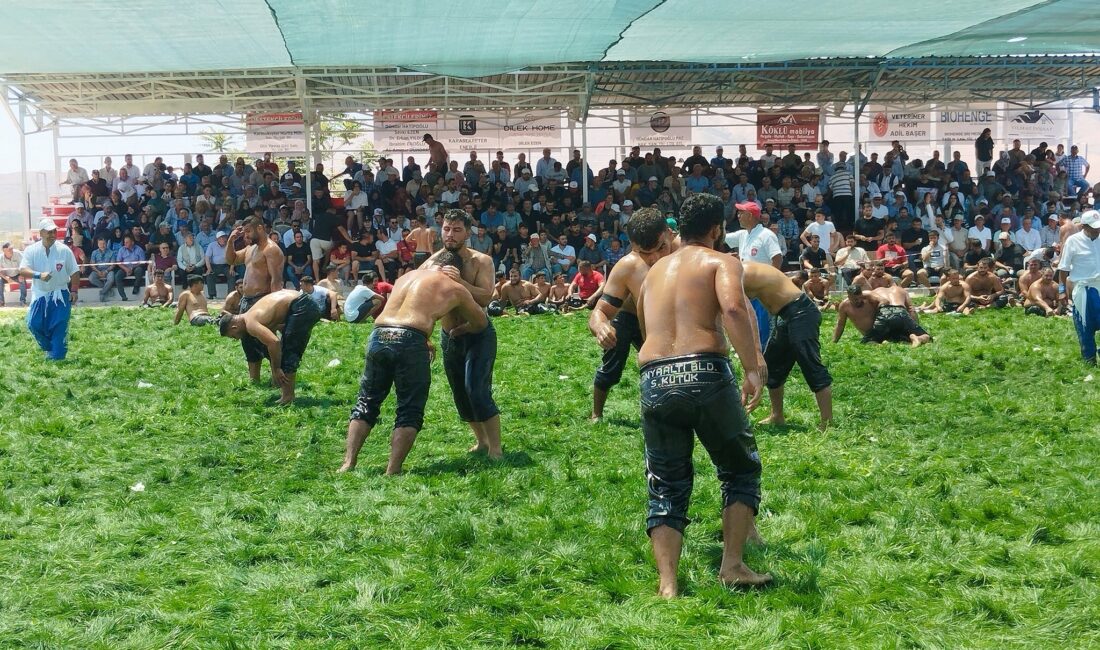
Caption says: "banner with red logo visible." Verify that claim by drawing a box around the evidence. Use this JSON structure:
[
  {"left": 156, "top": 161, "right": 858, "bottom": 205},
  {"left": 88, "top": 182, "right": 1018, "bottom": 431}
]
[
  {"left": 865, "top": 106, "right": 930, "bottom": 142},
  {"left": 756, "top": 110, "right": 820, "bottom": 149}
]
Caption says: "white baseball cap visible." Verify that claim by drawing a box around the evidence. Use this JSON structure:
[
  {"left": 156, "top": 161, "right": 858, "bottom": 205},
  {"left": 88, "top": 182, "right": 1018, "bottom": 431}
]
[
  {"left": 38, "top": 218, "right": 58, "bottom": 231},
  {"left": 623, "top": 200, "right": 633, "bottom": 207},
  {"left": 1080, "top": 209, "right": 1100, "bottom": 228},
  {"left": 648, "top": 176, "right": 658, "bottom": 182},
  {"left": 949, "top": 181, "right": 959, "bottom": 188},
  {"left": 586, "top": 233, "right": 597, "bottom": 242},
  {"left": 610, "top": 204, "right": 621, "bottom": 213},
  {"left": 1001, "top": 217, "right": 1012, "bottom": 224}
]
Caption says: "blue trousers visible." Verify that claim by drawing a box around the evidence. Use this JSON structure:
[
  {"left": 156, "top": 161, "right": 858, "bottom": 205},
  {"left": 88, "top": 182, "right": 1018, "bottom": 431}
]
[
  {"left": 1072, "top": 286, "right": 1100, "bottom": 363},
  {"left": 27, "top": 290, "right": 72, "bottom": 360},
  {"left": 752, "top": 298, "right": 771, "bottom": 350}
]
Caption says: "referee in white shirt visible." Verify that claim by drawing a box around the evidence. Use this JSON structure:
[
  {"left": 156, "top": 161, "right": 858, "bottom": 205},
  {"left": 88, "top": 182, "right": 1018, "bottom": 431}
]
[
  {"left": 725, "top": 201, "right": 782, "bottom": 348},
  {"left": 18, "top": 219, "right": 80, "bottom": 360},
  {"left": 1057, "top": 209, "right": 1100, "bottom": 365}
]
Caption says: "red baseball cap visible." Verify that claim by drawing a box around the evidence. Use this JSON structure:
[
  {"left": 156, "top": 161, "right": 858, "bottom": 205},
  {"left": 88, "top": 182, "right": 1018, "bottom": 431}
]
[{"left": 734, "top": 201, "right": 761, "bottom": 218}]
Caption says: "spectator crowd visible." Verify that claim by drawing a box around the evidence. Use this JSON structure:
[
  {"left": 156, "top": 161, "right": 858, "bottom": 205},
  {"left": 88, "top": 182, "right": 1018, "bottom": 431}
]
[{"left": 4, "top": 132, "right": 1093, "bottom": 317}]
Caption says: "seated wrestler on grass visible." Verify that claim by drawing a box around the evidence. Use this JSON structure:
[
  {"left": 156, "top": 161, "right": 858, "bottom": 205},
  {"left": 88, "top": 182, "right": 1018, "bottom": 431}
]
[
  {"left": 966, "top": 258, "right": 1009, "bottom": 310},
  {"left": 488, "top": 267, "right": 545, "bottom": 316},
  {"left": 174, "top": 275, "right": 217, "bottom": 325},
  {"left": 218, "top": 288, "right": 323, "bottom": 405},
  {"left": 141, "top": 270, "right": 173, "bottom": 307},
  {"left": 834, "top": 285, "right": 932, "bottom": 347},
  {"left": 802, "top": 267, "right": 832, "bottom": 310},
  {"left": 924, "top": 268, "right": 973, "bottom": 315},
  {"left": 223, "top": 279, "right": 244, "bottom": 315},
  {"left": 1023, "top": 267, "right": 1063, "bottom": 317},
  {"left": 339, "top": 251, "right": 488, "bottom": 475}
]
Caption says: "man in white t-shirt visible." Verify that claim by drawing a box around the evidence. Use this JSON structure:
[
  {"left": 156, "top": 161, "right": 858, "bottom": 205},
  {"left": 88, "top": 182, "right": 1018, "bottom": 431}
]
[
  {"left": 549, "top": 234, "right": 577, "bottom": 280},
  {"left": 967, "top": 214, "right": 992, "bottom": 253},
  {"left": 344, "top": 280, "right": 383, "bottom": 323},
  {"left": 800, "top": 210, "right": 840, "bottom": 252},
  {"left": 918, "top": 230, "right": 950, "bottom": 287},
  {"left": 834, "top": 234, "right": 869, "bottom": 285},
  {"left": 870, "top": 194, "right": 889, "bottom": 221},
  {"left": 1057, "top": 209, "right": 1100, "bottom": 364}
]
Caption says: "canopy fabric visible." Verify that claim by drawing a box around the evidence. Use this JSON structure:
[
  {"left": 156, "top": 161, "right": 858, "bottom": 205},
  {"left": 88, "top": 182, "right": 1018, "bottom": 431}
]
[{"left": 2, "top": 0, "right": 1099, "bottom": 77}]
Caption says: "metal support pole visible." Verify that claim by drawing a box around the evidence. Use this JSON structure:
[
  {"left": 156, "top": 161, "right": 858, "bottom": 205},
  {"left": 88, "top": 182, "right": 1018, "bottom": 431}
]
[
  {"left": 852, "top": 109, "right": 860, "bottom": 222},
  {"left": 304, "top": 107, "right": 313, "bottom": 220},
  {"left": 52, "top": 119, "right": 61, "bottom": 184},
  {"left": 581, "top": 118, "right": 589, "bottom": 205},
  {"left": 19, "top": 99, "right": 30, "bottom": 232}
]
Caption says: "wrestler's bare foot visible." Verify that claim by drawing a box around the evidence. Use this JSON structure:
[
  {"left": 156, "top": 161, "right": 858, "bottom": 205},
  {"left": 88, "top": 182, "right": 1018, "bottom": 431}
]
[
  {"left": 657, "top": 579, "right": 678, "bottom": 599},
  {"left": 468, "top": 443, "right": 488, "bottom": 454},
  {"left": 818, "top": 418, "right": 832, "bottom": 432},
  {"left": 759, "top": 415, "right": 785, "bottom": 426},
  {"left": 718, "top": 562, "right": 773, "bottom": 589},
  {"left": 487, "top": 447, "right": 504, "bottom": 461},
  {"left": 336, "top": 461, "right": 356, "bottom": 473},
  {"left": 589, "top": 413, "right": 603, "bottom": 422}
]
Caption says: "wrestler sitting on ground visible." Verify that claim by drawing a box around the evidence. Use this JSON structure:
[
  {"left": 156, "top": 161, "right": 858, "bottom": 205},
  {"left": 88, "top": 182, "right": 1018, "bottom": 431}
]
[
  {"left": 339, "top": 251, "right": 487, "bottom": 475},
  {"left": 801, "top": 267, "right": 833, "bottom": 311},
  {"left": 966, "top": 258, "right": 1009, "bottom": 310},
  {"left": 223, "top": 279, "right": 244, "bottom": 315},
  {"left": 924, "top": 268, "right": 973, "bottom": 315},
  {"left": 141, "top": 270, "right": 172, "bottom": 307},
  {"left": 174, "top": 275, "right": 217, "bottom": 325},
  {"left": 1024, "top": 267, "right": 1063, "bottom": 317},
  {"left": 218, "top": 288, "right": 323, "bottom": 405}
]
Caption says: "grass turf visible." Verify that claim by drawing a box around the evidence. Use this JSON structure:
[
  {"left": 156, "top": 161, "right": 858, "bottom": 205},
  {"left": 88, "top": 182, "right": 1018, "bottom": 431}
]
[{"left": 0, "top": 306, "right": 1097, "bottom": 648}]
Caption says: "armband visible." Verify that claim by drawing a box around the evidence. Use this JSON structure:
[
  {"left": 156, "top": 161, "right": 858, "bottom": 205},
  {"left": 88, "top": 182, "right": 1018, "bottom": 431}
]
[{"left": 600, "top": 294, "right": 624, "bottom": 308}]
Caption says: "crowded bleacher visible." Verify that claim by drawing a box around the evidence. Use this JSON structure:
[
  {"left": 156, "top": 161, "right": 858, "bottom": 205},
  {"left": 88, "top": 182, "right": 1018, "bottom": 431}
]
[{"left": 3, "top": 135, "right": 1093, "bottom": 314}]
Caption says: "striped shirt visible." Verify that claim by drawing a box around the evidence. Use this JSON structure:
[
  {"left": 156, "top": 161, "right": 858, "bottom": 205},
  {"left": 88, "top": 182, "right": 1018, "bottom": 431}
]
[{"left": 829, "top": 169, "right": 853, "bottom": 197}]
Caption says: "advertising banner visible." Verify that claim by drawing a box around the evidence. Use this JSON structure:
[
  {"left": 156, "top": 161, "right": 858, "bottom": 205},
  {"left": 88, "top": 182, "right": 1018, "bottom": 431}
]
[
  {"left": 936, "top": 104, "right": 996, "bottom": 142},
  {"left": 756, "top": 109, "right": 821, "bottom": 149},
  {"left": 627, "top": 109, "right": 693, "bottom": 149},
  {"left": 1004, "top": 108, "right": 1066, "bottom": 142},
  {"left": 245, "top": 112, "right": 305, "bottom": 153},
  {"left": 374, "top": 110, "right": 439, "bottom": 152},
  {"left": 866, "top": 106, "right": 931, "bottom": 142}
]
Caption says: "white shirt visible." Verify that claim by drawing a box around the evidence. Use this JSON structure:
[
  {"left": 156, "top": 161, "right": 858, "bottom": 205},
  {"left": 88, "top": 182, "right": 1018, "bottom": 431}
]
[
  {"left": 871, "top": 204, "right": 890, "bottom": 221},
  {"left": 921, "top": 242, "right": 949, "bottom": 270},
  {"left": 967, "top": 225, "right": 992, "bottom": 250},
  {"left": 549, "top": 244, "right": 576, "bottom": 268},
  {"left": 120, "top": 164, "right": 141, "bottom": 182},
  {"left": 1014, "top": 227, "right": 1042, "bottom": 252},
  {"left": 282, "top": 228, "right": 312, "bottom": 248},
  {"left": 835, "top": 245, "right": 868, "bottom": 270},
  {"left": 801, "top": 183, "right": 820, "bottom": 202},
  {"left": 375, "top": 238, "right": 398, "bottom": 257},
  {"left": 343, "top": 190, "right": 369, "bottom": 211},
  {"left": 65, "top": 167, "right": 89, "bottom": 186},
  {"left": 1058, "top": 230, "right": 1100, "bottom": 285},
  {"left": 804, "top": 221, "right": 836, "bottom": 244},
  {"left": 19, "top": 240, "right": 78, "bottom": 300},
  {"left": 304, "top": 285, "right": 330, "bottom": 312},
  {"left": 344, "top": 284, "right": 380, "bottom": 322},
  {"left": 99, "top": 166, "right": 117, "bottom": 186},
  {"left": 725, "top": 224, "right": 781, "bottom": 265}
]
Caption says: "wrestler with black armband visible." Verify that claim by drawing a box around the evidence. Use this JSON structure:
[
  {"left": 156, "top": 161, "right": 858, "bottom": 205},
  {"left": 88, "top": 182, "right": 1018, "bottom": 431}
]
[
  {"left": 635, "top": 194, "right": 772, "bottom": 598},
  {"left": 339, "top": 251, "right": 487, "bottom": 475},
  {"left": 587, "top": 208, "right": 677, "bottom": 421}
]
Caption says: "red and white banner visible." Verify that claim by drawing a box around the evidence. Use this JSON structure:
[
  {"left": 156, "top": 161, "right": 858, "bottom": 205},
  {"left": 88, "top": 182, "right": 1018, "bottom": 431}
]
[
  {"left": 866, "top": 106, "right": 931, "bottom": 142},
  {"left": 245, "top": 112, "right": 305, "bottom": 153},
  {"left": 756, "top": 110, "right": 821, "bottom": 149}
]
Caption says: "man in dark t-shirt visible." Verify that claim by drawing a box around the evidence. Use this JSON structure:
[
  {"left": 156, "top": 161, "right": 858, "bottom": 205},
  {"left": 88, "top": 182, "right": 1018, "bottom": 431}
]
[
  {"left": 899, "top": 217, "right": 930, "bottom": 272},
  {"left": 284, "top": 231, "right": 312, "bottom": 289}
]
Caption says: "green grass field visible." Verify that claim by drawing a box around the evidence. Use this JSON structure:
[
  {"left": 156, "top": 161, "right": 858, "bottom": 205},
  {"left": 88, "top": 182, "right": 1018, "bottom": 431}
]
[{"left": 0, "top": 306, "right": 1098, "bottom": 648}]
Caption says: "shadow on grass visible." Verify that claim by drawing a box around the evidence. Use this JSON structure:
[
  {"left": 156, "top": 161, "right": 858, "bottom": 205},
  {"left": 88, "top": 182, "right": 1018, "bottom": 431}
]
[
  {"left": 285, "top": 396, "right": 338, "bottom": 409},
  {"left": 415, "top": 449, "right": 535, "bottom": 476}
]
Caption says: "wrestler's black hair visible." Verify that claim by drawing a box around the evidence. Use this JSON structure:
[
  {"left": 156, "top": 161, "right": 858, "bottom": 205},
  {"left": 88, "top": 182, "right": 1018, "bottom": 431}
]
[
  {"left": 442, "top": 208, "right": 473, "bottom": 230},
  {"left": 433, "top": 250, "right": 464, "bottom": 273},
  {"left": 361, "top": 270, "right": 377, "bottom": 284},
  {"left": 218, "top": 312, "right": 235, "bottom": 337},
  {"left": 301, "top": 275, "right": 315, "bottom": 283},
  {"left": 847, "top": 284, "right": 863, "bottom": 297},
  {"left": 678, "top": 193, "right": 724, "bottom": 241},
  {"left": 186, "top": 275, "right": 203, "bottom": 286},
  {"left": 623, "top": 207, "right": 668, "bottom": 249}
]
